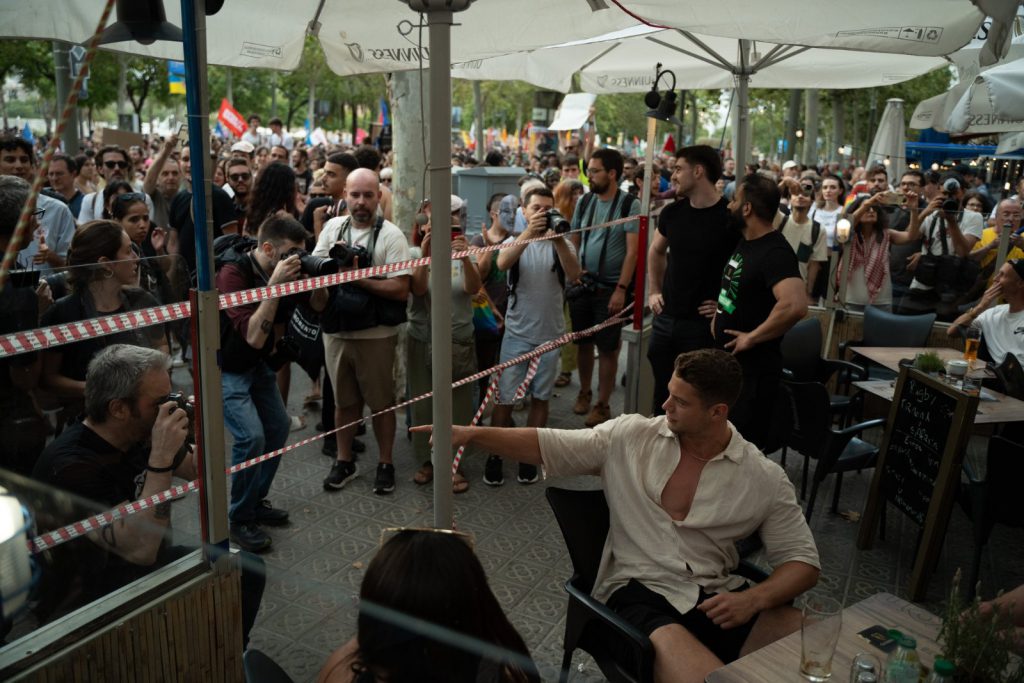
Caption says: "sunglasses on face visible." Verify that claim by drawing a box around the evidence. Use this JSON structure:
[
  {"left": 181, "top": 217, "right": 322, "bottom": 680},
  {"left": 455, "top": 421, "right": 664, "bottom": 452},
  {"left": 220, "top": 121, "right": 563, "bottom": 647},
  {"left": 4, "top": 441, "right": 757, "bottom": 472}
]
[
  {"left": 115, "top": 192, "right": 147, "bottom": 204},
  {"left": 104, "top": 160, "right": 129, "bottom": 170},
  {"left": 229, "top": 172, "right": 252, "bottom": 182}
]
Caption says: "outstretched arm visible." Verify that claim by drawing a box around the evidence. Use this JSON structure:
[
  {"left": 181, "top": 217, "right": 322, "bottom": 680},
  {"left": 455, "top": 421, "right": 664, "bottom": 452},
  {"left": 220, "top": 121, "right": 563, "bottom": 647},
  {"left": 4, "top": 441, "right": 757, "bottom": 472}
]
[{"left": 410, "top": 424, "right": 543, "bottom": 465}]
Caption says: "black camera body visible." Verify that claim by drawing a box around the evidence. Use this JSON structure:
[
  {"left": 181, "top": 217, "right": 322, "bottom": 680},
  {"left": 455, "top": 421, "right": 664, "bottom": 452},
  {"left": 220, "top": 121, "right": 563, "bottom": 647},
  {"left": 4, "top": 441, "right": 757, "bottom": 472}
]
[
  {"left": 546, "top": 209, "right": 571, "bottom": 235},
  {"left": 565, "top": 272, "right": 599, "bottom": 301},
  {"left": 266, "top": 335, "right": 301, "bottom": 371},
  {"left": 164, "top": 392, "right": 195, "bottom": 444},
  {"left": 282, "top": 247, "right": 339, "bottom": 277},
  {"left": 329, "top": 242, "right": 371, "bottom": 268}
]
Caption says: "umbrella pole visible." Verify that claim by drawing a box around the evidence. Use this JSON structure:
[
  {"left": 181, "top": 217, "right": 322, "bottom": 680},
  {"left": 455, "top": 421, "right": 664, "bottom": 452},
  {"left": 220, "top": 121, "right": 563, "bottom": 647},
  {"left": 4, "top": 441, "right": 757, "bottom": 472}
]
[
  {"left": 426, "top": 9, "right": 455, "bottom": 530},
  {"left": 734, "top": 39, "right": 751, "bottom": 165},
  {"left": 181, "top": 0, "right": 230, "bottom": 557}
]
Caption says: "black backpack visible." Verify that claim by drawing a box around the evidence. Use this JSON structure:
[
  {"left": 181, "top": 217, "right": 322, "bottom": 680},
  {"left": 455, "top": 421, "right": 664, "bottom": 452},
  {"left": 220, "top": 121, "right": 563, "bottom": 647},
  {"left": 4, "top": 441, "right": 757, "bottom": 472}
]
[{"left": 213, "top": 233, "right": 258, "bottom": 270}]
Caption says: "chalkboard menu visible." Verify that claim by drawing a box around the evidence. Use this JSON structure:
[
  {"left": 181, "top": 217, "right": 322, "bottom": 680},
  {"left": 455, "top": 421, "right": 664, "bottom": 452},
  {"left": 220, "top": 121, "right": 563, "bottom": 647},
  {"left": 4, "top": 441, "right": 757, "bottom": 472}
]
[
  {"left": 879, "top": 375, "right": 958, "bottom": 525},
  {"left": 857, "top": 367, "right": 979, "bottom": 601}
]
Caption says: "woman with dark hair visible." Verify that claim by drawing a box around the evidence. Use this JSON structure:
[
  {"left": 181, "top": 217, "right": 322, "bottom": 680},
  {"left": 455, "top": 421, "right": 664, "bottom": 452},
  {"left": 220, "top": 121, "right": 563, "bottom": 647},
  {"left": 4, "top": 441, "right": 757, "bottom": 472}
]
[
  {"left": 110, "top": 192, "right": 179, "bottom": 307},
  {"left": 962, "top": 190, "right": 989, "bottom": 217},
  {"left": 101, "top": 179, "right": 134, "bottom": 219},
  {"left": 836, "top": 191, "right": 925, "bottom": 310},
  {"left": 317, "top": 529, "right": 539, "bottom": 683},
  {"left": 74, "top": 152, "right": 99, "bottom": 195},
  {"left": 246, "top": 162, "right": 300, "bottom": 237},
  {"left": 40, "top": 220, "right": 167, "bottom": 400}
]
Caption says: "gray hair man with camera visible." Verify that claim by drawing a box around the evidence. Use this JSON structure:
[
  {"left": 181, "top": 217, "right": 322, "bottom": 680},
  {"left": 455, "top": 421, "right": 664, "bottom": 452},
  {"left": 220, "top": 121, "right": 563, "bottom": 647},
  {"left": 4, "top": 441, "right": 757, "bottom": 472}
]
[
  {"left": 483, "top": 185, "right": 580, "bottom": 487},
  {"left": 216, "top": 214, "right": 328, "bottom": 552},
  {"left": 33, "top": 345, "right": 196, "bottom": 599}
]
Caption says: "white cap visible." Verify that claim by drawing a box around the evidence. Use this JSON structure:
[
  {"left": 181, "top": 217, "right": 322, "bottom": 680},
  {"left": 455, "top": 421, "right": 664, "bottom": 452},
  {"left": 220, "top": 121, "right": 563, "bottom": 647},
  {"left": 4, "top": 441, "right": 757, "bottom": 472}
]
[
  {"left": 424, "top": 194, "right": 465, "bottom": 211},
  {"left": 782, "top": 160, "right": 798, "bottom": 170},
  {"left": 230, "top": 141, "right": 255, "bottom": 154}
]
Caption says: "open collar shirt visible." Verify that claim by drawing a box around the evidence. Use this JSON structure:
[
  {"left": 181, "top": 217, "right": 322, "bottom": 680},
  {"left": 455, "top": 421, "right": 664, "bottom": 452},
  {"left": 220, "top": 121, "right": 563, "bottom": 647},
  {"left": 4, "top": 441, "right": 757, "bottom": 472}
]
[{"left": 538, "top": 414, "right": 820, "bottom": 615}]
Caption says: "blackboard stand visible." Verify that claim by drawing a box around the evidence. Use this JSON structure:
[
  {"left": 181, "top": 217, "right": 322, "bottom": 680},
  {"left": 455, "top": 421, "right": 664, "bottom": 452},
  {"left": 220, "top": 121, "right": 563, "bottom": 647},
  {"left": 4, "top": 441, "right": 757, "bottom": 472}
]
[{"left": 857, "top": 367, "right": 979, "bottom": 602}]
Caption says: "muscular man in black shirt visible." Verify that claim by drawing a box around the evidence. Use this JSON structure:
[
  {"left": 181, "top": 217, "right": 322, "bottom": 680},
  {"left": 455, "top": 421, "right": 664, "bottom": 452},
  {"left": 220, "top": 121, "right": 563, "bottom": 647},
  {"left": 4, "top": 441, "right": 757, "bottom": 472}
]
[
  {"left": 713, "top": 174, "right": 807, "bottom": 450},
  {"left": 647, "top": 146, "right": 740, "bottom": 414}
]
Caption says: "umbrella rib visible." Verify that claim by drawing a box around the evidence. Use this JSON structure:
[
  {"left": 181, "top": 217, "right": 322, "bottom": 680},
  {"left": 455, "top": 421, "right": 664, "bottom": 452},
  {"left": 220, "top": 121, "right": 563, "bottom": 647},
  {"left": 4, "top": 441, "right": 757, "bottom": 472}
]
[
  {"left": 757, "top": 44, "right": 812, "bottom": 70},
  {"left": 578, "top": 42, "right": 623, "bottom": 72},
  {"left": 649, "top": 34, "right": 731, "bottom": 73},
  {"left": 671, "top": 30, "right": 735, "bottom": 72}
]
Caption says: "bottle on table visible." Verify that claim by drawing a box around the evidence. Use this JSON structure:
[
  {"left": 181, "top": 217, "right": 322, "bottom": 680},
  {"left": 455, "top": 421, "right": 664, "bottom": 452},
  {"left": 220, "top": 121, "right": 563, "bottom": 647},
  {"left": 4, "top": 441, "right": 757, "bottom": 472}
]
[
  {"left": 884, "top": 631, "right": 921, "bottom": 683},
  {"left": 925, "top": 657, "right": 955, "bottom": 682}
]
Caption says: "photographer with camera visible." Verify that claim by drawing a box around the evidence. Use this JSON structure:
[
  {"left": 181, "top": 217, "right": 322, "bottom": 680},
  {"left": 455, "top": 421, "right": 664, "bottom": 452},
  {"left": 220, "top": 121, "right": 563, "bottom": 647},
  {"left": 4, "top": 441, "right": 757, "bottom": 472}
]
[
  {"left": 566, "top": 148, "right": 640, "bottom": 427},
  {"left": 216, "top": 215, "right": 328, "bottom": 552},
  {"left": 312, "top": 168, "right": 411, "bottom": 496},
  {"left": 897, "top": 173, "right": 985, "bottom": 319},
  {"left": 484, "top": 185, "right": 580, "bottom": 486}
]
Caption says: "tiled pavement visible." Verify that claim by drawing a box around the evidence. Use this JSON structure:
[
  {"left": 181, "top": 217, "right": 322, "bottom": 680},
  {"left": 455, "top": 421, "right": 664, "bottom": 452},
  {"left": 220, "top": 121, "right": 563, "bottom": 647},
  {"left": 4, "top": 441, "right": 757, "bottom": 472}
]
[{"left": 173, "top": 361, "right": 1024, "bottom": 682}]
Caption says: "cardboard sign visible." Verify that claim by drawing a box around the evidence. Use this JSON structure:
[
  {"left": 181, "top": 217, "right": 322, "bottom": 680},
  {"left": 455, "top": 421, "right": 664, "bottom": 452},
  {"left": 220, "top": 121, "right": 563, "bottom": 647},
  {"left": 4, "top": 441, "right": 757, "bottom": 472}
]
[{"left": 97, "top": 127, "right": 145, "bottom": 150}]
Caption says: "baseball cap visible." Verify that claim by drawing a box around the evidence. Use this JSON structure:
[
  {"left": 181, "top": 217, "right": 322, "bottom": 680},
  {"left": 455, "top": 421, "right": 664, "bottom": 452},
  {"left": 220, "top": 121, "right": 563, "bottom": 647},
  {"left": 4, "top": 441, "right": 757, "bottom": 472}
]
[
  {"left": 782, "top": 160, "right": 798, "bottom": 171},
  {"left": 498, "top": 194, "right": 519, "bottom": 231},
  {"left": 423, "top": 194, "right": 465, "bottom": 212},
  {"left": 230, "top": 141, "right": 255, "bottom": 154}
]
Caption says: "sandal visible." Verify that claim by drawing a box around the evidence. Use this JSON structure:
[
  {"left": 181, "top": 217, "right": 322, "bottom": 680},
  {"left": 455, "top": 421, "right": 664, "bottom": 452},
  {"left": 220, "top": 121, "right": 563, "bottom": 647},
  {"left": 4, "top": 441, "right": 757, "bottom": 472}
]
[
  {"left": 554, "top": 371, "right": 572, "bottom": 388},
  {"left": 289, "top": 414, "right": 307, "bottom": 432},
  {"left": 302, "top": 392, "right": 322, "bottom": 407},
  {"left": 413, "top": 462, "right": 433, "bottom": 485},
  {"left": 452, "top": 472, "right": 470, "bottom": 494}
]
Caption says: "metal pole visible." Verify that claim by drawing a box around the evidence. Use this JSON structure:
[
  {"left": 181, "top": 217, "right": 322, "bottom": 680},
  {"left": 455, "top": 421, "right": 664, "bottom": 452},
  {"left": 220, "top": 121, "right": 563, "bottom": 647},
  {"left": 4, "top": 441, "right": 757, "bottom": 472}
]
[
  {"left": 803, "top": 89, "right": 819, "bottom": 167},
  {"left": 51, "top": 42, "right": 79, "bottom": 153},
  {"left": 427, "top": 10, "right": 455, "bottom": 530},
  {"left": 473, "top": 80, "right": 485, "bottom": 160},
  {"left": 181, "top": 0, "right": 230, "bottom": 557},
  {"left": 735, "top": 40, "right": 751, "bottom": 166}
]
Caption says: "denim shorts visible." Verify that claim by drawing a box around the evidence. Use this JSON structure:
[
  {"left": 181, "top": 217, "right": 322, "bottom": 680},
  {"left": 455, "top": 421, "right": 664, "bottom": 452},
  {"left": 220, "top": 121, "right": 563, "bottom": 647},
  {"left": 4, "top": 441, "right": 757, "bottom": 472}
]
[{"left": 496, "top": 334, "right": 561, "bottom": 404}]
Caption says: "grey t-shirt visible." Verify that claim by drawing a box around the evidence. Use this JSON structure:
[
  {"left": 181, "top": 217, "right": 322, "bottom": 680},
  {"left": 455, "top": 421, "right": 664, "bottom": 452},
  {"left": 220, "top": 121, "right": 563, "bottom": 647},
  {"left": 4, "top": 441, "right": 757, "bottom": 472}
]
[
  {"left": 571, "top": 191, "right": 640, "bottom": 287},
  {"left": 406, "top": 246, "right": 475, "bottom": 344},
  {"left": 503, "top": 237, "right": 575, "bottom": 345}
]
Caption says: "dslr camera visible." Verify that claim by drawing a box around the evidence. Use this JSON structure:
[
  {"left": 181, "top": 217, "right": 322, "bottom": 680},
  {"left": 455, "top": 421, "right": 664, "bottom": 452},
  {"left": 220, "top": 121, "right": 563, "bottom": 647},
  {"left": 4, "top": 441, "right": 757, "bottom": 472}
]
[
  {"left": 565, "top": 272, "right": 598, "bottom": 302},
  {"left": 266, "top": 335, "right": 301, "bottom": 372},
  {"left": 329, "top": 242, "right": 371, "bottom": 268},
  {"left": 282, "top": 247, "right": 339, "bottom": 276},
  {"left": 162, "top": 392, "right": 195, "bottom": 467},
  {"left": 941, "top": 178, "right": 961, "bottom": 214},
  {"left": 546, "top": 209, "right": 571, "bottom": 235}
]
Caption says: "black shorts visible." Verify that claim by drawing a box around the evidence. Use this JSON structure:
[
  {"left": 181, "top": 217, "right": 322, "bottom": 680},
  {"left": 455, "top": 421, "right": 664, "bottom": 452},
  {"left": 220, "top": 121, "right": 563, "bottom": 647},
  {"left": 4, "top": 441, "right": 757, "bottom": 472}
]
[
  {"left": 606, "top": 579, "right": 758, "bottom": 664},
  {"left": 569, "top": 288, "right": 628, "bottom": 353}
]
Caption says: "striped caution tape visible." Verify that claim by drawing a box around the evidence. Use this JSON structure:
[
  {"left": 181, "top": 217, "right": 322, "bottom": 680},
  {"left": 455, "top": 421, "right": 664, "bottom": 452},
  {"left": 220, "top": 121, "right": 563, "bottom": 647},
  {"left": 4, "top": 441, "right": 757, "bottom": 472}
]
[
  {"left": 0, "top": 215, "right": 636, "bottom": 359},
  {"left": 29, "top": 305, "right": 632, "bottom": 554}
]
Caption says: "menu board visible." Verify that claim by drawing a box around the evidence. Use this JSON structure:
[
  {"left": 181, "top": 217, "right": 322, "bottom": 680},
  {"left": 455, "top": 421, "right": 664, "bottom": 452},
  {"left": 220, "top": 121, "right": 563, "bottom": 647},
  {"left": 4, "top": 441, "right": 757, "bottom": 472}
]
[{"left": 879, "top": 375, "right": 957, "bottom": 525}]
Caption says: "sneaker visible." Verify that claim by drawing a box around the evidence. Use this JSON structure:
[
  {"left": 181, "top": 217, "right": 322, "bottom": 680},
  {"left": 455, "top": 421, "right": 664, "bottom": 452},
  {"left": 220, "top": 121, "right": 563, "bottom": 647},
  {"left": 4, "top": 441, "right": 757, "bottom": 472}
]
[
  {"left": 585, "top": 402, "right": 612, "bottom": 428},
  {"left": 517, "top": 463, "right": 539, "bottom": 484},
  {"left": 323, "top": 460, "right": 359, "bottom": 491},
  {"left": 230, "top": 522, "right": 272, "bottom": 553},
  {"left": 373, "top": 463, "right": 396, "bottom": 495},
  {"left": 255, "top": 500, "right": 289, "bottom": 527},
  {"left": 573, "top": 390, "right": 592, "bottom": 415},
  {"left": 483, "top": 455, "right": 504, "bottom": 486}
]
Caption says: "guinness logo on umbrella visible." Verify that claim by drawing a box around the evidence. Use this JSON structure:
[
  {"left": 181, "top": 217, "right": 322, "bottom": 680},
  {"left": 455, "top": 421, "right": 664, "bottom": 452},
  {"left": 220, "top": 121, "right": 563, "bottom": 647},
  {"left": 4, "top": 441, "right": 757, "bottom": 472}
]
[{"left": 346, "top": 42, "right": 364, "bottom": 62}]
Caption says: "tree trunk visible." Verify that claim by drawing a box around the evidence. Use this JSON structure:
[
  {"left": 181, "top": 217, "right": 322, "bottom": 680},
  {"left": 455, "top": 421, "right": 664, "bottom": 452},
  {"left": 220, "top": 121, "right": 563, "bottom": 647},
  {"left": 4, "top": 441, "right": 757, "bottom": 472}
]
[
  {"left": 784, "top": 89, "right": 802, "bottom": 162},
  {"left": 0, "top": 86, "right": 7, "bottom": 131},
  {"left": 831, "top": 92, "right": 845, "bottom": 163},
  {"left": 803, "top": 89, "right": 819, "bottom": 167},
  {"left": 351, "top": 102, "right": 358, "bottom": 144},
  {"left": 390, "top": 70, "right": 428, "bottom": 237}
]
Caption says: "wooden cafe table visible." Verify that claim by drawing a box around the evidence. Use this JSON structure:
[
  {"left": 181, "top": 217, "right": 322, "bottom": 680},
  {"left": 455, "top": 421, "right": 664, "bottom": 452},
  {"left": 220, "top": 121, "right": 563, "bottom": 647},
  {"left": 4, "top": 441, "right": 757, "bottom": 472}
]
[{"left": 706, "top": 592, "right": 942, "bottom": 683}]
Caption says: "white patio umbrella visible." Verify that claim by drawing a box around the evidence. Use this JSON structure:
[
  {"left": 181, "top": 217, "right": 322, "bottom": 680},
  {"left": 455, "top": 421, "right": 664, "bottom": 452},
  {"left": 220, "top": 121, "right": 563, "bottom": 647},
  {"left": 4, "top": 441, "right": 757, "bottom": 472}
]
[
  {"left": 866, "top": 98, "right": 907, "bottom": 183},
  {"left": 453, "top": 27, "right": 946, "bottom": 163},
  {"left": 947, "top": 56, "right": 1024, "bottom": 133}
]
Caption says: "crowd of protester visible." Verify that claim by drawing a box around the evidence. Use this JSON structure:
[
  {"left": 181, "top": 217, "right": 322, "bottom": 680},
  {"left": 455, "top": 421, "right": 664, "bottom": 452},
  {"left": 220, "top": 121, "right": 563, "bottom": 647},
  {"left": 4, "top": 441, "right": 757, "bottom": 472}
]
[{"left": 2, "top": 113, "right": 1023, "bottom": 681}]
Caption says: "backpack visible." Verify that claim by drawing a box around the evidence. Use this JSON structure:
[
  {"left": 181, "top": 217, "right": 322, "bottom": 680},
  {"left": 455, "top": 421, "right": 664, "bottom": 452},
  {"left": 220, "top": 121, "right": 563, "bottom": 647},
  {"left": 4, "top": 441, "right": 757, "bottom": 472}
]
[{"left": 213, "top": 233, "right": 258, "bottom": 271}]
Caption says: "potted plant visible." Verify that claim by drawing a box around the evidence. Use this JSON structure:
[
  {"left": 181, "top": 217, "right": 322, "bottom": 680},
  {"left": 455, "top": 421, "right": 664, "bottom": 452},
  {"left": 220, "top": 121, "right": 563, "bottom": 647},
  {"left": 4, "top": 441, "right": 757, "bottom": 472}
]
[
  {"left": 913, "top": 351, "right": 946, "bottom": 375},
  {"left": 937, "top": 570, "right": 1024, "bottom": 682}
]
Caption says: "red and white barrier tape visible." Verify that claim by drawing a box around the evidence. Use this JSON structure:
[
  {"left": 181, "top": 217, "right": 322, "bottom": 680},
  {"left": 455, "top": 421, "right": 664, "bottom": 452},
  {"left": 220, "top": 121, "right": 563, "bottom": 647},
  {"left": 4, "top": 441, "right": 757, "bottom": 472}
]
[
  {"left": 0, "top": 215, "right": 636, "bottom": 359},
  {"left": 29, "top": 305, "right": 632, "bottom": 554}
]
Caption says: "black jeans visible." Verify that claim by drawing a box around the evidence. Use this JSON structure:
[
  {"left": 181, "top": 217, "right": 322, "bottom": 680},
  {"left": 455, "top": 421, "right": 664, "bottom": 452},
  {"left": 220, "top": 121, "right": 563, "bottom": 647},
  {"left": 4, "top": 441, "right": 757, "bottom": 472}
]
[{"left": 647, "top": 315, "right": 715, "bottom": 415}]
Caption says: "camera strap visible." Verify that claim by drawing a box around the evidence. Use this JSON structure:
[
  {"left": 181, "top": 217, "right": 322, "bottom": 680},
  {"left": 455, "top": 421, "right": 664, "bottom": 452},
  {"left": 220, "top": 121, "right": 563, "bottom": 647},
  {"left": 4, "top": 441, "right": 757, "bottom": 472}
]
[{"left": 341, "top": 215, "right": 385, "bottom": 266}]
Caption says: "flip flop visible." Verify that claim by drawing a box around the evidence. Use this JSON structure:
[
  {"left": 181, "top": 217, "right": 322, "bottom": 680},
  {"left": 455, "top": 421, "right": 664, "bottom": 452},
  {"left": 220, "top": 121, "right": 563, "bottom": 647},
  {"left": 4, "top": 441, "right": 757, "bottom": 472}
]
[
  {"left": 302, "top": 392, "right": 322, "bottom": 407},
  {"left": 452, "top": 472, "right": 470, "bottom": 494},
  {"left": 289, "top": 415, "right": 307, "bottom": 432},
  {"left": 554, "top": 372, "right": 572, "bottom": 387},
  {"left": 413, "top": 462, "right": 433, "bottom": 485}
]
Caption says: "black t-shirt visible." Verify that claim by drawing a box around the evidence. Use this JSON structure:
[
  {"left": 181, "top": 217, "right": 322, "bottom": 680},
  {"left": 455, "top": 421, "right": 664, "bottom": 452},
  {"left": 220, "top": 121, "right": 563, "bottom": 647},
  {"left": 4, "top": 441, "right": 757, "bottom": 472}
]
[
  {"left": 169, "top": 186, "right": 239, "bottom": 275},
  {"left": 657, "top": 197, "right": 739, "bottom": 320},
  {"left": 40, "top": 288, "right": 165, "bottom": 383},
  {"left": 32, "top": 419, "right": 153, "bottom": 602},
  {"left": 713, "top": 230, "right": 800, "bottom": 372}
]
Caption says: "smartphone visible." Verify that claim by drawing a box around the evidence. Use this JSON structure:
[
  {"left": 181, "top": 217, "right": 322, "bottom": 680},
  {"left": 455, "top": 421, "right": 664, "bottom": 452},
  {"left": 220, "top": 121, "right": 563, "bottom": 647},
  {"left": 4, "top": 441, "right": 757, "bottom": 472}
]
[
  {"left": 879, "top": 191, "right": 902, "bottom": 206},
  {"left": 451, "top": 228, "right": 463, "bottom": 240}
]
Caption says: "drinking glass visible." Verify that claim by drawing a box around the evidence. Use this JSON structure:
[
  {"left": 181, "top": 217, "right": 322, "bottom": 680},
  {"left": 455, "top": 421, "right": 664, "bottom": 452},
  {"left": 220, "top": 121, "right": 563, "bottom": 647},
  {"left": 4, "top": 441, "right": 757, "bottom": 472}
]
[
  {"left": 963, "top": 326, "right": 982, "bottom": 364},
  {"left": 801, "top": 595, "right": 843, "bottom": 681},
  {"left": 849, "top": 652, "right": 881, "bottom": 682}
]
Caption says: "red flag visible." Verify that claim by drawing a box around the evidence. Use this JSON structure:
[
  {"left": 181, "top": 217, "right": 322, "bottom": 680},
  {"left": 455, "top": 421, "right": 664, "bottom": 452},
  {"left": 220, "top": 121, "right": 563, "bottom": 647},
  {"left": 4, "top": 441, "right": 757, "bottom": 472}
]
[
  {"left": 663, "top": 134, "right": 676, "bottom": 154},
  {"left": 217, "top": 98, "right": 248, "bottom": 137}
]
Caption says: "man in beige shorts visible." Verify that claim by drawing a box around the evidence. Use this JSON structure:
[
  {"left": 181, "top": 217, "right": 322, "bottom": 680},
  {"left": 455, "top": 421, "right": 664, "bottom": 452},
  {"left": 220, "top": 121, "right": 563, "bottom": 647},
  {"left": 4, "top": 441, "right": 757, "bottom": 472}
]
[{"left": 313, "top": 168, "right": 411, "bottom": 495}]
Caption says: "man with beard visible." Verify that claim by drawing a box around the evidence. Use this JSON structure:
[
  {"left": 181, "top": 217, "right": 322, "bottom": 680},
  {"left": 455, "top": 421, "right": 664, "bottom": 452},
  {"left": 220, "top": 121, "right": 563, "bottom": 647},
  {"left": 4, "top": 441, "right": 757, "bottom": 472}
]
[
  {"left": 647, "top": 145, "right": 740, "bottom": 414},
  {"left": 713, "top": 173, "right": 807, "bottom": 450},
  {"left": 225, "top": 156, "right": 254, "bottom": 231},
  {"left": 567, "top": 148, "right": 640, "bottom": 427},
  {"left": 78, "top": 145, "right": 154, "bottom": 222}
]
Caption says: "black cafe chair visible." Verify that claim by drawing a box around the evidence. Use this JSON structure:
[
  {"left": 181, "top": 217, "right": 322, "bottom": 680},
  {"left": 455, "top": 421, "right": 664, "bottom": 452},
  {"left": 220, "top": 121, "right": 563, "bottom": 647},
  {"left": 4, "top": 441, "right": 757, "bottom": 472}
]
[
  {"left": 545, "top": 487, "right": 769, "bottom": 683},
  {"left": 243, "top": 648, "right": 295, "bottom": 683},
  {"left": 782, "top": 380, "right": 886, "bottom": 521},
  {"left": 838, "top": 306, "right": 936, "bottom": 381},
  {"left": 958, "top": 436, "right": 1024, "bottom": 599}
]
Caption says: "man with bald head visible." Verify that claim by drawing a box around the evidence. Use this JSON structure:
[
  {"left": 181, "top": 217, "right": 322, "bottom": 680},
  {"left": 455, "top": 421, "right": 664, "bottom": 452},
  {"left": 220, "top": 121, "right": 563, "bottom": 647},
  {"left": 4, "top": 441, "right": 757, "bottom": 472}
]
[
  {"left": 312, "top": 168, "right": 412, "bottom": 495},
  {"left": 971, "top": 198, "right": 1024, "bottom": 284}
]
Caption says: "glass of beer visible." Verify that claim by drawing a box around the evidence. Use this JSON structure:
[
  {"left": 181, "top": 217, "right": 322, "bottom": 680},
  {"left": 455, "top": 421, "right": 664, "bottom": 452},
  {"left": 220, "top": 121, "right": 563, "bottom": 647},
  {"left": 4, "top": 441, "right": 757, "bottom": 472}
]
[
  {"left": 963, "top": 326, "right": 982, "bottom": 364},
  {"left": 801, "top": 595, "right": 843, "bottom": 681}
]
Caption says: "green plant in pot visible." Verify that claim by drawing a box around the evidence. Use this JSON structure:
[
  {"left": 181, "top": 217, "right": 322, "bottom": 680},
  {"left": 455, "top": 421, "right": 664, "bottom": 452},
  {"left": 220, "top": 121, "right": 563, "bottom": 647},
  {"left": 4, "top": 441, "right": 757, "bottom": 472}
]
[
  {"left": 937, "top": 569, "right": 1024, "bottom": 682},
  {"left": 913, "top": 351, "right": 946, "bottom": 374}
]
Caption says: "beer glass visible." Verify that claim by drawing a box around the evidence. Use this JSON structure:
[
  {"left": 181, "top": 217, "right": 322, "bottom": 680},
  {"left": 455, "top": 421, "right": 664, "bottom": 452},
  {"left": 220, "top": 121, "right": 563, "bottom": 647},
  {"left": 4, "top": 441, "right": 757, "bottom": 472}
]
[
  {"left": 801, "top": 595, "right": 843, "bottom": 681},
  {"left": 963, "top": 326, "right": 982, "bottom": 364}
]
